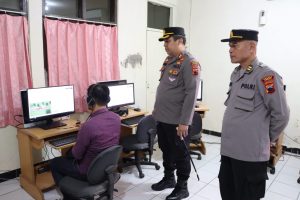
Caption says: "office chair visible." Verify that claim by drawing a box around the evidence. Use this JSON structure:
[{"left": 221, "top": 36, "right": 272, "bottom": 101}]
[
  {"left": 121, "top": 115, "right": 160, "bottom": 178},
  {"left": 189, "top": 112, "right": 203, "bottom": 160},
  {"left": 59, "top": 145, "right": 122, "bottom": 200}
]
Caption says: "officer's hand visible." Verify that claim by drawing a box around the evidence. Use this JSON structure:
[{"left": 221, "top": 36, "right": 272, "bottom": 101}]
[{"left": 177, "top": 124, "right": 189, "bottom": 140}]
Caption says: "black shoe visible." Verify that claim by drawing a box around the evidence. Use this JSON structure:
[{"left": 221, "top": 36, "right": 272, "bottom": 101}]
[
  {"left": 165, "top": 183, "right": 189, "bottom": 200},
  {"left": 151, "top": 177, "right": 176, "bottom": 191}
]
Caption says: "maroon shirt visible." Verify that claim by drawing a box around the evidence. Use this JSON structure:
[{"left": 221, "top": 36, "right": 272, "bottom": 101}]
[{"left": 72, "top": 108, "right": 120, "bottom": 174}]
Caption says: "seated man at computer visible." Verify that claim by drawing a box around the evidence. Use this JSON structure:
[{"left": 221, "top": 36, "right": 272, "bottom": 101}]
[{"left": 50, "top": 83, "right": 121, "bottom": 187}]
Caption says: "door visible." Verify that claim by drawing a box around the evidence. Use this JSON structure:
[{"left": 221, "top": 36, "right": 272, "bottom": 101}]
[{"left": 146, "top": 29, "right": 167, "bottom": 112}]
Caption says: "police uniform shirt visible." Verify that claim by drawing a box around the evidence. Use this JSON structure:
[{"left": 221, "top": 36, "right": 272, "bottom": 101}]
[
  {"left": 152, "top": 51, "right": 200, "bottom": 125},
  {"left": 221, "top": 58, "right": 290, "bottom": 162}
]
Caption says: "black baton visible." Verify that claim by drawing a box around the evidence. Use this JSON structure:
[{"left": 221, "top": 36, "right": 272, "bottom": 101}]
[{"left": 181, "top": 137, "right": 200, "bottom": 181}]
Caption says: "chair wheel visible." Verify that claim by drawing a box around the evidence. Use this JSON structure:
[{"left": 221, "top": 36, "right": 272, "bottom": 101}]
[
  {"left": 297, "top": 177, "right": 300, "bottom": 184},
  {"left": 270, "top": 168, "right": 275, "bottom": 174},
  {"left": 155, "top": 165, "right": 160, "bottom": 170},
  {"left": 139, "top": 173, "right": 145, "bottom": 178},
  {"left": 197, "top": 155, "right": 201, "bottom": 160}
]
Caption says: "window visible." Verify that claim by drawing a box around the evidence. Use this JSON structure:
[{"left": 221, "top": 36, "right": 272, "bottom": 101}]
[
  {"left": 85, "top": 0, "right": 116, "bottom": 23},
  {"left": 0, "top": 0, "right": 26, "bottom": 12},
  {"left": 44, "top": 0, "right": 80, "bottom": 18},
  {"left": 43, "top": 0, "right": 117, "bottom": 23},
  {"left": 148, "top": 2, "right": 170, "bottom": 29}
]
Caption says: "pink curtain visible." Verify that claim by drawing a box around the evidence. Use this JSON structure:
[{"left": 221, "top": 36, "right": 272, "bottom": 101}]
[
  {"left": 44, "top": 18, "right": 120, "bottom": 112},
  {"left": 0, "top": 14, "right": 32, "bottom": 128}
]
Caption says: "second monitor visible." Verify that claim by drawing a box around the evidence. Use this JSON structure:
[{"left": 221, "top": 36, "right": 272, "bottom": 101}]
[{"left": 106, "top": 83, "right": 135, "bottom": 109}]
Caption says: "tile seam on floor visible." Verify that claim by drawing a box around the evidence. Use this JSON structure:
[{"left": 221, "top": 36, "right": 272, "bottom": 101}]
[{"left": 266, "top": 154, "right": 290, "bottom": 191}]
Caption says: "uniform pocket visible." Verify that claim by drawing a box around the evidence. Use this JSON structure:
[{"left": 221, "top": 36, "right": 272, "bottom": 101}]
[
  {"left": 245, "top": 172, "right": 268, "bottom": 198},
  {"left": 235, "top": 89, "right": 255, "bottom": 111}
]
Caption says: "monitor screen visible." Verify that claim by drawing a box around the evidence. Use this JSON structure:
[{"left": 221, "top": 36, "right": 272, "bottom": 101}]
[
  {"left": 197, "top": 80, "right": 203, "bottom": 101},
  {"left": 21, "top": 85, "right": 75, "bottom": 125},
  {"left": 107, "top": 83, "right": 135, "bottom": 108}
]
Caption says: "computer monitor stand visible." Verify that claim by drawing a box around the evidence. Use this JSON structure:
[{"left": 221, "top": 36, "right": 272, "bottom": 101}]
[{"left": 38, "top": 119, "right": 67, "bottom": 130}]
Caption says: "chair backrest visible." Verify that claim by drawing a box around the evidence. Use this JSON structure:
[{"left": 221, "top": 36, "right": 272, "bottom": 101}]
[
  {"left": 190, "top": 112, "right": 202, "bottom": 136},
  {"left": 135, "top": 115, "right": 156, "bottom": 143},
  {"left": 86, "top": 145, "right": 122, "bottom": 185}
]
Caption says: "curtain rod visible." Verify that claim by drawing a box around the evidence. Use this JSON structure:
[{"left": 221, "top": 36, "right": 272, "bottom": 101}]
[
  {"left": 44, "top": 15, "right": 117, "bottom": 26},
  {"left": 0, "top": 9, "right": 26, "bottom": 15}
]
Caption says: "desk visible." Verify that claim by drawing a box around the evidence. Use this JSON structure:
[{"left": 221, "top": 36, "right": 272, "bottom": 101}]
[
  {"left": 17, "top": 109, "right": 146, "bottom": 200},
  {"left": 195, "top": 102, "right": 210, "bottom": 117},
  {"left": 192, "top": 102, "right": 209, "bottom": 155},
  {"left": 269, "top": 132, "right": 284, "bottom": 174}
]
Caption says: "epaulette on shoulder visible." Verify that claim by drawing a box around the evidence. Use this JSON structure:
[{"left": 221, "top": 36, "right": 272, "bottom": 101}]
[
  {"left": 258, "top": 62, "right": 268, "bottom": 68},
  {"left": 190, "top": 59, "right": 200, "bottom": 75}
]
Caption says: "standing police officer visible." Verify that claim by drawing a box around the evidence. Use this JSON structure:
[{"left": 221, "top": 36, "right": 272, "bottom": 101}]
[
  {"left": 219, "top": 29, "right": 290, "bottom": 200},
  {"left": 152, "top": 27, "right": 201, "bottom": 200}
]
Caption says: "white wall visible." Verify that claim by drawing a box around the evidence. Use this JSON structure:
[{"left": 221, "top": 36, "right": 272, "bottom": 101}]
[
  {"left": 118, "top": 0, "right": 178, "bottom": 110},
  {"left": 189, "top": 0, "right": 300, "bottom": 147},
  {"left": 0, "top": 0, "right": 45, "bottom": 173}
]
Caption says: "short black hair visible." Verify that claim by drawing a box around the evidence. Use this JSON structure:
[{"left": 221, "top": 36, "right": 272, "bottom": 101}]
[
  {"left": 87, "top": 84, "right": 110, "bottom": 106},
  {"left": 172, "top": 35, "right": 186, "bottom": 45}
]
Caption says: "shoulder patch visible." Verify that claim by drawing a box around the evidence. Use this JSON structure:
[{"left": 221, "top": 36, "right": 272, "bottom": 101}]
[
  {"left": 191, "top": 60, "right": 199, "bottom": 75},
  {"left": 261, "top": 75, "right": 275, "bottom": 94}
]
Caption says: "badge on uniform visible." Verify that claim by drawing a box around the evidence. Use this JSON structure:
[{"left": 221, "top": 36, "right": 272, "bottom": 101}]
[
  {"left": 261, "top": 75, "right": 275, "bottom": 94},
  {"left": 191, "top": 60, "right": 199, "bottom": 75},
  {"left": 246, "top": 65, "right": 253, "bottom": 73},
  {"left": 168, "top": 69, "right": 179, "bottom": 76}
]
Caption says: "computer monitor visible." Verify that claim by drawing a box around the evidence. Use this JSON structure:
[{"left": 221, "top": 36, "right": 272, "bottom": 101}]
[
  {"left": 21, "top": 85, "right": 75, "bottom": 129},
  {"left": 98, "top": 79, "right": 127, "bottom": 86},
  {"left": 107, "top": 83, "right": 135, "bottom": 108},
  {"left": 197, "top": 80, "right": 203, "bottom": 101}
]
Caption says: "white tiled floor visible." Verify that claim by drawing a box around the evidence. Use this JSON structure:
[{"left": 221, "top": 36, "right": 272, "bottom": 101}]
[{"left": 0, "top": 134, "right": 300, "bottom": 200}]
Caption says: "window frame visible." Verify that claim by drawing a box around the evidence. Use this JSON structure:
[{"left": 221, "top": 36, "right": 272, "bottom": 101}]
[{"left": 42, "top": 0, "right": 117, "bottom": 24}]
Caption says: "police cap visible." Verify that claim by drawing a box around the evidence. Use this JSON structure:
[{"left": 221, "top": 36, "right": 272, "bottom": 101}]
[
  {"left": 159, "top": 27, "right": 185, "bottom": 42},
  {"left": 221, "top": 29, "right": 259, "bottom": 42}
]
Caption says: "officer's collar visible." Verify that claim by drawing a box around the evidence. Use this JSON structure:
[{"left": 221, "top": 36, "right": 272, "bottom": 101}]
[
  {"left": 234, "top": 57, "right": 259, "bottom": 74},
  {"left": 168, "top": 51, "right": 186, "bottom": 64}
]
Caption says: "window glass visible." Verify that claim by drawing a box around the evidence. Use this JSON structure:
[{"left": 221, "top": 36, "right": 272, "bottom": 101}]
[
  {"left": 0, "top": 0, "right": 23, "bottom": 11},
  {"left": 85, "top": 0, "right": 115, "bottom": 23},
  {"left": 44, "top": 0, "right": 79, "bottom": 18},
  {"left": 148, "top": 2, "right": 170, "bottom": 29}
]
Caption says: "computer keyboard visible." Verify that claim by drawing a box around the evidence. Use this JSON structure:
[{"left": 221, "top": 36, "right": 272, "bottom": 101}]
[
  {"left": 121, "top": 115, "right": 144, "bottom": 126},
  {"left": 48, "top": 133, "right": 77, "bottom": 147}
]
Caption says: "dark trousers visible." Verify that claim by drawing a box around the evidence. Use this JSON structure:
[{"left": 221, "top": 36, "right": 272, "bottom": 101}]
[
  {"left": 218, "top": 155, "right": 268, "bottom": 200},
  {"left": 50, "top": 150, "right": 86, "bottom": 186},
  {"left": 157, "top": 122, "right": 191, "bottom": 181}
]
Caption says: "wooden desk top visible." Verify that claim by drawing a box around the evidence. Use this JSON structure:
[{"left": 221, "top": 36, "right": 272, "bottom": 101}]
[
  {"left": 121, "top": 109, "right": 147, "bottom": 120},
  {"left": 18, "top": 119, "right": 79, "bottom": 140},
  {"left": 18, "top": 109, "right": 146, "bottom": 140},
  {"left": 194, "top": 102, "right": 209, "bottom": 112}
]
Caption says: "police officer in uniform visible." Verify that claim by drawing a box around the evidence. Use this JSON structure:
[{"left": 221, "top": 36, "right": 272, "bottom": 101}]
[
  {"left": 219, "top": 29, "right": 290, "bottom": 200},
  {"left": 152, "top": 27, "right": 201, "bottom": 200}
]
